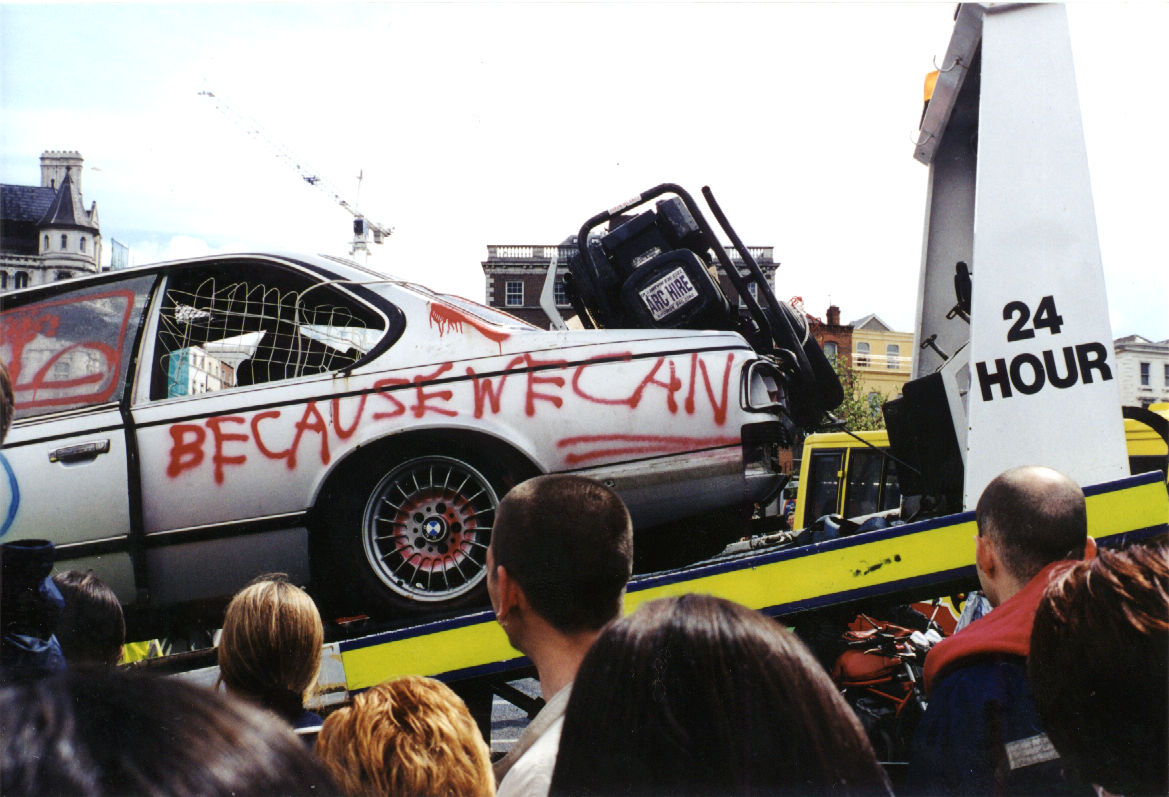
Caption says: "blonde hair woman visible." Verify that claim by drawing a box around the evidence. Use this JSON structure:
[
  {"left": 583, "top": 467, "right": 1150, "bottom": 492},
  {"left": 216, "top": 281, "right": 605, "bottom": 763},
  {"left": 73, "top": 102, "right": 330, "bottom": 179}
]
[
  {"left": 315, "top": 675, "right": 494, "bottom": 797},
  {"left": 217, "top": 574, "right": 324, "bottom": 733}
]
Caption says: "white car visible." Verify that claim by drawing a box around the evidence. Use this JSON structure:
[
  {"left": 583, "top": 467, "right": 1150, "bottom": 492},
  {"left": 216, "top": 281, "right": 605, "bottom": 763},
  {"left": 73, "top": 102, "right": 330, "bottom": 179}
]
[{"left": 0, "top": 252, "right": 787, "bottom": 623}]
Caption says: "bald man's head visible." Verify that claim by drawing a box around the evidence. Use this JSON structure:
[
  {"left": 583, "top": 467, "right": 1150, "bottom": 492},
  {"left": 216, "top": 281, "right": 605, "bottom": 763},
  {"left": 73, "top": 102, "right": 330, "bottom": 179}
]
[{"left": 975, "top": 466, "right": 1087, "bottom": 583}]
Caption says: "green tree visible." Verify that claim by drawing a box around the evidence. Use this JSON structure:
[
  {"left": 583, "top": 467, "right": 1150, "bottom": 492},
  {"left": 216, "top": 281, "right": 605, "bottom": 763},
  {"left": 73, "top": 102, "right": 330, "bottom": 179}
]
[{"left": 827, "top": 354, "right": 886, "bottom": 431}]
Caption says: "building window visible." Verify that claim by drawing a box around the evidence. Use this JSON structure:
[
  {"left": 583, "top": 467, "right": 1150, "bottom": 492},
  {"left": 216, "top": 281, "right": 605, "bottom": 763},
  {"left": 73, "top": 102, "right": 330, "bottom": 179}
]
[
  {"left": 43, "top": 235, "right": 50, "bottom": 251},
  {"left": 61, "top": 234, "right": 68, "bottom": 250},
  {"left": 14, "top": 272, "right": 29, "bottom": 289},
  {"left": 505, "top": 280, "right": 523, "bottom": 307},
  {"left": 823, "top": 341, "right": 838, "bottom": 359},
  {"left": 554, "top": 279, "right": 569, "bottom": 307},
  {"left": 856, "top": 341, "right": 870, "bottom": 368},
  {"left": 738, "top": 282, "right": 759, "bottom": 308},
  {"left": 1164, "top": 363, "right": 1169, "bottom": 386},
  {"left": 886, "top": 344, "right": 900, "bottom": 369},
  {"left": 55, "top": 271, "right": 71, "bottom": 281},
  {"left": 0, "top": 272, "right": 7, "bottom": 290},
  {"left": 80, "top": 237, "right": 87, "bottom": 252},
  {"left": 1140, "top": 362, "right": 1150, "bottom": 387}
]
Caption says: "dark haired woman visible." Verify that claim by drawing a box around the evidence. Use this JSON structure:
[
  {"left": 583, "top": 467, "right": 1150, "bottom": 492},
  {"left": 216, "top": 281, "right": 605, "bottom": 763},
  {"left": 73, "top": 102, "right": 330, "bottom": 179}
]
[{"left": 549, "top": 594, "right": 891, "bottom": 797}]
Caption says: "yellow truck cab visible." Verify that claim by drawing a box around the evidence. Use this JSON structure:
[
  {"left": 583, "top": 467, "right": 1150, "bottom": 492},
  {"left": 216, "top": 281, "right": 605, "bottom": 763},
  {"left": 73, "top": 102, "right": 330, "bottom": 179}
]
[{"left": 792, "top": 403, "right": 1169, "bottom": 531}]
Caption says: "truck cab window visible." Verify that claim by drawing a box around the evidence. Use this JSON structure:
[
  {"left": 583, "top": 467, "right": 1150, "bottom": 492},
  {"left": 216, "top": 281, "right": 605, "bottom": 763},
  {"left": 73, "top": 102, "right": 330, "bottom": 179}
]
[{"left": 805, "top": 450, "right": 844, "bottom": 523}]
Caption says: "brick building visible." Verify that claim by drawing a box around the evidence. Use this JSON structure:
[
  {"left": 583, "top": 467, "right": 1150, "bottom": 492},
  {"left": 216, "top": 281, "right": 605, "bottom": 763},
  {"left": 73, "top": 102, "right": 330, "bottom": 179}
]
[
  {"left": 480, "top": 239, "right": 577, "bottom": 327},
  {"left": 804, "top": 304, "right": 853, "bottom": 366},
  {"left": 1, "top": 151, "right": 102, "bottom": 292},
  {"left": 481, "top": 237, "right": 779, "bottom": 328}
]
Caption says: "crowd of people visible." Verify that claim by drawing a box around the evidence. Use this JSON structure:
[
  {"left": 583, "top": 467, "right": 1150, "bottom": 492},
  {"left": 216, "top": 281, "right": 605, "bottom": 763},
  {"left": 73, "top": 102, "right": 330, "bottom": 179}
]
[{"left": 1, "top": 466, "right": 1166, "bottom": 796}]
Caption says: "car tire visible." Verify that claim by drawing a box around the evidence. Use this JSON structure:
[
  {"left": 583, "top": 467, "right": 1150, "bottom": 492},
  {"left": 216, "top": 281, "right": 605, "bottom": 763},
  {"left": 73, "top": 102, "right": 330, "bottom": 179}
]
[{"left": 319, "top": 450, "right": 521, "bottom": 618}]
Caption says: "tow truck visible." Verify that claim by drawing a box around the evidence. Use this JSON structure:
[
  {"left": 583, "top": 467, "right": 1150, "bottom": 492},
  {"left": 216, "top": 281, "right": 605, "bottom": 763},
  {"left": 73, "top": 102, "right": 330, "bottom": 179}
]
[{"left": 139, "top": 2, "right": 1166, "bottom": 751}]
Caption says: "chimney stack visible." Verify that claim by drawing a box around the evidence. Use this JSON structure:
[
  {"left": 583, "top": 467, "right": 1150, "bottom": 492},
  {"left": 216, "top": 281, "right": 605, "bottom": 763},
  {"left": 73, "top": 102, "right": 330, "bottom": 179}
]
[
  {"left": 41, "top": 150, "right": 84, "bottom": 193},
  {"left": 826, "top": 305, "right": 840, "bottom": 326}
]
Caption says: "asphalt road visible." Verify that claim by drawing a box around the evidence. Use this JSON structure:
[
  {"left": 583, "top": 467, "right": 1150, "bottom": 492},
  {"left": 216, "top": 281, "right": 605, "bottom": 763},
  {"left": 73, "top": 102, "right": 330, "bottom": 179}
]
[{"left": 489, "top": 676, "right": 541, "bottom": 756}]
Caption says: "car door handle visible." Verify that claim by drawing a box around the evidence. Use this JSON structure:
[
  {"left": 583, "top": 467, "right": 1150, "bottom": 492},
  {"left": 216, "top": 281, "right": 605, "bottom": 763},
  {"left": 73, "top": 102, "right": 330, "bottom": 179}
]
[{"left": 49, "top": 439, "right": 112, "bottom": 464}]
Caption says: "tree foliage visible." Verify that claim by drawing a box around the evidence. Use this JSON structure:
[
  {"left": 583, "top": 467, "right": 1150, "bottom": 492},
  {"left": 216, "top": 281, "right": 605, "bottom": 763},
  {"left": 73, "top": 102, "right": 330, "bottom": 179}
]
[{"left": 828, "top": 355, "right": 886, "bottom": 431}]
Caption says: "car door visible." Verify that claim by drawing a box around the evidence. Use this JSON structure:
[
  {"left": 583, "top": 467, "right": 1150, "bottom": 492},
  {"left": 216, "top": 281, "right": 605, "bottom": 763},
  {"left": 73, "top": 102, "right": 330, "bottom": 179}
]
[
  {"left": 127, "top": 257, "right": 389, "bottom": 603},
  {"left": 0, "top": 275, "right": 155, "bottom": 602}
]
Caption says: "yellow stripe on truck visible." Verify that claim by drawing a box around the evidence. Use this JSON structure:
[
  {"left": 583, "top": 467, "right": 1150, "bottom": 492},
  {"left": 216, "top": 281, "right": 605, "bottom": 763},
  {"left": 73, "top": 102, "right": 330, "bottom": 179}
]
[
  {"left": 341, "top": 613, "right": 519, "bottom": 692},
  {"left": 1086, "top": 474, "right": 1167, "bottom": 539},
  {"left": 626, "top": 517, "right": 979, "bottom": 614}
]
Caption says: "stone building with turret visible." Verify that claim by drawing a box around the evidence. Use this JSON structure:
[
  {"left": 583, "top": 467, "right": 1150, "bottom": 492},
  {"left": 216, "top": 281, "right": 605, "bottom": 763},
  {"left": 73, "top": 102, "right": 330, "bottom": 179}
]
[{"left": 0, "top": 151, "right": 102, "bottom": 292}]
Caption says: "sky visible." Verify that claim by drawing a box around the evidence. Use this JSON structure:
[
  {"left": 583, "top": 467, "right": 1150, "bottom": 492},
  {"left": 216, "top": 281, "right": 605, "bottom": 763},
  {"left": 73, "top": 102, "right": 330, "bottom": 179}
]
[{"left": 2, "top": 2, "right": 1166, "bottom": 340}]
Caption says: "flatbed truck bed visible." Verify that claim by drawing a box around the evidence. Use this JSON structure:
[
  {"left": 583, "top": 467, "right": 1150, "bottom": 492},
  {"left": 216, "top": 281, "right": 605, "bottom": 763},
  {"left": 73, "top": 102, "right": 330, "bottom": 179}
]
[{"left": 329, "top": 471, "right": 1165, "bottom": 692}]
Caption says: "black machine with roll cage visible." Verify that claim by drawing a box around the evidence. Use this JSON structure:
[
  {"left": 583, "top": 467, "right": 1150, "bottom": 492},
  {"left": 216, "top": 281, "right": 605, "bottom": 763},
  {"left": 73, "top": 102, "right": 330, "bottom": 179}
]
[{"left": 565, "top": 183, "right": 843, "bottom": 433}]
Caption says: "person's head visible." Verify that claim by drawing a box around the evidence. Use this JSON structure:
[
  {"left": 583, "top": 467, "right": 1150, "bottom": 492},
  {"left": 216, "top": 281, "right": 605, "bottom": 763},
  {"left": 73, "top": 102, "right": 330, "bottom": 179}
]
[
  {"left": 314, "top": 675, "right": 493, "bottom": 797},
  {"left": 974, "top": 465, "right": 1092, "bottom": 604},
  {"left": 487, "top": 475, "right": 632, "bottom": 638},
  {"left": 549, "top": 594, "right": 890, "bottom": 797},
  {"left": 1028, "top": 542, "right": 1169, "bottom": 797},
  {"left": 217, "top": 574, "right": 323, "bottom": 722},
  {"left": 0, "top": 667, "right": 337, "bottom": 796},
  {"left": 51, "top": 570, "right": 125, "bottom": 667}
]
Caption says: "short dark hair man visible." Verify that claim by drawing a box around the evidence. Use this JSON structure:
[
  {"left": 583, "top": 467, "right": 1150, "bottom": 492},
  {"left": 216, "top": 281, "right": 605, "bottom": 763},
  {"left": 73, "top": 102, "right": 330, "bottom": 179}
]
[
  {"left": 487, "top": 475, "right": 633, "bottom": 797},
  {"left": 906, "top": 465, "right": 1096, "bottom": 796}
]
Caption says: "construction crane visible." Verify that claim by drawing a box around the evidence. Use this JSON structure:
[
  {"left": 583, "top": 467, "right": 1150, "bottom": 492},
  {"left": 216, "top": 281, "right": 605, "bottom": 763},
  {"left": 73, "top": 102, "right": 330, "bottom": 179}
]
[{"left": 198, "top": 90, "right": 392, "bottom": 259}]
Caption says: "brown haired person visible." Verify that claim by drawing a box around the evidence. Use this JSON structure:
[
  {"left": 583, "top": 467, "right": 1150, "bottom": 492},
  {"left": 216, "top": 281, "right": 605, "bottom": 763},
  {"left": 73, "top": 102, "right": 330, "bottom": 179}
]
[
  {"left": 315, "top": 674, "right": 493, "bottom": 797},
  {"left": 906, "top": 465, "right": 1096, "bottom": 796},
  {"left": 51, "top": 570, "right": 125, "bottom": 667},
  {"left": 0, "top": 668, "right": 337, "bottom": 796},
  {"left": 487, "top": 475, "right": 633, "bottom": 797},
  {"left": 1029, "top": 542, "right": 1169, "bottom": 797},
  {"left": 548, "top": 594, "right": 892, "bottom": 797},
  {"left": 217, "top": 574, "right": 324, "bottom": 735}
]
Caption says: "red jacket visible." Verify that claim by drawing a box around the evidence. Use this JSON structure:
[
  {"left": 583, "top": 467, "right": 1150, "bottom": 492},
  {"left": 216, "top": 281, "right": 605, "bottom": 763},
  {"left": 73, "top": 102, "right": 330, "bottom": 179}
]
[{"left": 923, "top": 560, "right": 1069, "bottom": 695}]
